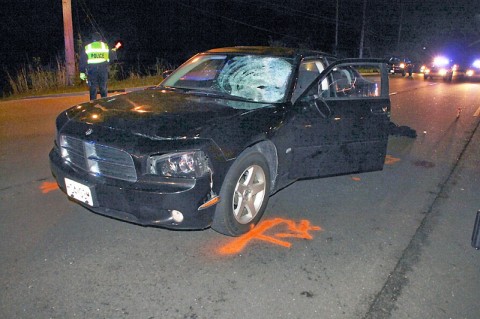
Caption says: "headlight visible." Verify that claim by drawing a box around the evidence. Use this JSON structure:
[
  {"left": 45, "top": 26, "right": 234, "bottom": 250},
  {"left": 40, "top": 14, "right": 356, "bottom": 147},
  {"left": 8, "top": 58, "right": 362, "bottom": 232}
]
[
  {"left": 400, "top": 63, "right": 405, "bottom": 69},
  {"left": 433, "top": 56, "right": 449, "bottom": 66},
  {"left": 466, "top": 69, "right": 474, "bottom": 77},
  {"left": 439, "top": 68, "right": 447, "bottom": 76},
  {"left": 147, "top": 151, "right": 210, "bottom": 178}
]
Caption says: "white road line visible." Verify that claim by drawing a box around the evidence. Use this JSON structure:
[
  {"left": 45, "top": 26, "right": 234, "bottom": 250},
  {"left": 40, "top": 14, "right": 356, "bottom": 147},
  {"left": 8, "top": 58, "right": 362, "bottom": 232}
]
[{"left": 474, "top": 106, "right": 480, "bottom": 117}]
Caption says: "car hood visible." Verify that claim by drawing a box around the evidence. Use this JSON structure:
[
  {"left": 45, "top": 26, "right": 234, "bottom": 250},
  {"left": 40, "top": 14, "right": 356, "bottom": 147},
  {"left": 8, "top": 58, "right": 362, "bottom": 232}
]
[
  {"left": 59, "top": 89, "right": 286, "bottom": 159},
  {"left": 63, "top": 89, "right": 274, "bottom": 139}
]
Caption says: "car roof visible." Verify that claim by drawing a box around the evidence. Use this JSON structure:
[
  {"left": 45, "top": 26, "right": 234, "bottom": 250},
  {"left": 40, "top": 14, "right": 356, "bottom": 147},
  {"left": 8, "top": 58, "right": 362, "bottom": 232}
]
[{"left": 204, "top": 46, "right": 335, "bottom": 59}]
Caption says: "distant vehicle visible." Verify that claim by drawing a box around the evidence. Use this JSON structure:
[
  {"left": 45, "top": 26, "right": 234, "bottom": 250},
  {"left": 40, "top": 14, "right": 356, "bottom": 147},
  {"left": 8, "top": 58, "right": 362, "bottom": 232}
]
[
  {"left": 464, "top": 59, "right": 480, "bottom": 81},
  {"left": 423, "top": 56, "right": 457, "bottom": 82},
  {"left": 387, "top": 57, "right": 413, "bottom": 76},
  {"left": 49, "top": 46, "right": 391, "bottom": 236}
]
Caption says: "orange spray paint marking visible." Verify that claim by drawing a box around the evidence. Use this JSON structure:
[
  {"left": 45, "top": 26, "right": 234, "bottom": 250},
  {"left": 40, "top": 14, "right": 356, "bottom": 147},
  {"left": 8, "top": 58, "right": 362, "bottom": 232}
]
[
  {"left": 218, "top": 218, "right": 322, "bottom": 255},
  {"left": 384, "top": 155, "right": 400, "bottom": 165},
  {"left": 351, "top": 177, "right": 361, "bottom": 182},
  {"left": 40, "top": 181, "right": 59, "bottom": 194}
]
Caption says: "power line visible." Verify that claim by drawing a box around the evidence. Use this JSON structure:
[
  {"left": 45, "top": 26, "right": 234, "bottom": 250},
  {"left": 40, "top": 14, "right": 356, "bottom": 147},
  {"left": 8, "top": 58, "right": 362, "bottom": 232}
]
[
  {"left": 234, "top": 0, "right": 380, "bottom": 37},
  {"left": 239, "top": 0, "right": 341, "bottom": 25},
  {"left": 176, "top": 1, "right": 303, "bottom": 41},
  {"left": 76, "top": 0, "right": 105, "bottom": 39},
  {"left": 176, "top": 0, "right": 384, "bottom": 53}
]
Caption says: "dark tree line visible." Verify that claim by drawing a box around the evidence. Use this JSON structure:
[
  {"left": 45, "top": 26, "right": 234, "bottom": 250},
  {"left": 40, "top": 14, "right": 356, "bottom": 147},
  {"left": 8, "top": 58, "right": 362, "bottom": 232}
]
[{"left": 1, "top": 0, "right": 479, "bottom": 75}]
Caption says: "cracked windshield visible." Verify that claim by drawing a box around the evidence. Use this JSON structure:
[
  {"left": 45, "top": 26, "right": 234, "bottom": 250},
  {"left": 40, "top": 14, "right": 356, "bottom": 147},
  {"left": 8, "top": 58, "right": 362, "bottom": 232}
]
[{"left": 161, "top": 54, "right": 293, "bottom": 103}]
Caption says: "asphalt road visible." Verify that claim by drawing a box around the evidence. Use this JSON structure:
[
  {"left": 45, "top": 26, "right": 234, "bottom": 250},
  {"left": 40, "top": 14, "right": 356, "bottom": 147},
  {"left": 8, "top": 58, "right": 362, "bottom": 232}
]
[{"left": 1, "top": 75, "right": 479, "bottom": 319}]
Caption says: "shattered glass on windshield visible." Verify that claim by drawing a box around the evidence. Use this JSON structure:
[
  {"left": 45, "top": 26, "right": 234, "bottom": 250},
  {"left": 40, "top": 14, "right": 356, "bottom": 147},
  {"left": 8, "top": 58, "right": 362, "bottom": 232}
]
[
  {"left": 216, "top": 56, "right": 293, "bottom": 103},
  {"left": 161, "top": 54, "right": 293, "bottom": 103}
]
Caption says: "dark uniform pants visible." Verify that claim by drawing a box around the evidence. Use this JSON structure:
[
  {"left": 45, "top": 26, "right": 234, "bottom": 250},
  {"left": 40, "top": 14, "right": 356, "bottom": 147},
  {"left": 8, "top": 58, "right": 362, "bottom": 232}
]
[{"left": 87, "top": 63, "right": 108, "bottom": 100}]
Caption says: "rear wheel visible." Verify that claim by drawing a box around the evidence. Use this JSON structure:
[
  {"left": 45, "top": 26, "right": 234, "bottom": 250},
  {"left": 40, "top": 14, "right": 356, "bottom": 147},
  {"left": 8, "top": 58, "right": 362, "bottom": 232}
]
[{"left": 212, "top": 149, "right": 270, "bottom": 236}]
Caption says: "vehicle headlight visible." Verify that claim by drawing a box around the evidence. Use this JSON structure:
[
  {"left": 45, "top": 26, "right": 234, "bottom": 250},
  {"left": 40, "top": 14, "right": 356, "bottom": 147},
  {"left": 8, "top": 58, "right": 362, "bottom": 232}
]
[
  {"left": 400, "top": 63, "right": 405, "bottom": 69},
  {"left": 147, "top": 151, "right": 210, "bottom": 178},
  {"left": 434, "top": 56, "right": 449, "bottom": 66},
  {"left": 439, "top": 68, "right": 447, "bottom": 76},
  {"left": 466, "top": 69, "right": 474, "bottom": 77}
]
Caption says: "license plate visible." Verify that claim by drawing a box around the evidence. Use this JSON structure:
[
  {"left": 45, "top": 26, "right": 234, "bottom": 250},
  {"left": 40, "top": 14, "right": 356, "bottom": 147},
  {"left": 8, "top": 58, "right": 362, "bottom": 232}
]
[{"left": 65, "top": 178, "right": 94, "bottom": 206}]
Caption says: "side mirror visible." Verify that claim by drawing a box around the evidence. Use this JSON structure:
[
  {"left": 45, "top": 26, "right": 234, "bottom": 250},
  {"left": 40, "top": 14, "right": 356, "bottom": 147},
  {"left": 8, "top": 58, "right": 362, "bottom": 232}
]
[{"left": 162, "top": 70, "right": 174, "bottom": 79}]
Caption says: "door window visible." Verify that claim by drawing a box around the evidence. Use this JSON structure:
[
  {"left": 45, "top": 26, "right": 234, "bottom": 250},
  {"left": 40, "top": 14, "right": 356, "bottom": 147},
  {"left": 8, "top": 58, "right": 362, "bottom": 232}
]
[
  {"left": 321, "top": 63, "right": 385, "bottom": 99},
  {"left": 291, "top": 60, "right": 326, "bottom": 102}
]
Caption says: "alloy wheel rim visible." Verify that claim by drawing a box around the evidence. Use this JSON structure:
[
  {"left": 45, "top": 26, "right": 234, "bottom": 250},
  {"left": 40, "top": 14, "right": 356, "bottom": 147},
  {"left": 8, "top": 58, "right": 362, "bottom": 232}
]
[{"left": 232, "top": 164, "right": 266, "bottom": 224}]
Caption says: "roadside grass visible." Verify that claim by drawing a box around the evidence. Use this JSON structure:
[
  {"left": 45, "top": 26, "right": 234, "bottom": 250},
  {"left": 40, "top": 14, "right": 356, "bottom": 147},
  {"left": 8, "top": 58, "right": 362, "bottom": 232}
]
[{"left": 2, "top": 58, "right": 172, "bottom": 100}]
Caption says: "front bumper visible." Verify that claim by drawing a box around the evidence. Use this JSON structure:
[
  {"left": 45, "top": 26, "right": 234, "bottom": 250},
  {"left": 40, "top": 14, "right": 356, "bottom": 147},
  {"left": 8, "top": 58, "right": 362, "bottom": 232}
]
[
  {"left": 464, "top": 72, "right": 480, "bottom": 81},
  {"left": 389, "top": 67, "right": 405, "bottom": 74},
  {"left": 49, "top": 147, "right": 217, "bottom": 229},
  {"left": 424, "top": 67, "right": 455, "bottom": 79}
]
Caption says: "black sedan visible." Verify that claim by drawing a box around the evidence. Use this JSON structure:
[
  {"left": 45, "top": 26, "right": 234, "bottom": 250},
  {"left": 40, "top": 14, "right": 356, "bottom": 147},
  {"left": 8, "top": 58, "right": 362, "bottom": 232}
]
[
  {"left": 50, "top": 46, "right": 391, "bottom": 236},
  {"left": 387, "top": 57, "right": 413, "bottom": 76}
]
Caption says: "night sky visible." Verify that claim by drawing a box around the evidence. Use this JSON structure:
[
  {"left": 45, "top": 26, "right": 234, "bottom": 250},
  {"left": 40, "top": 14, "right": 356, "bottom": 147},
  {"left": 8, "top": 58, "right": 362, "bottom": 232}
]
[{"left": 1, "top": 0, "right": 479, "bottom": 91}]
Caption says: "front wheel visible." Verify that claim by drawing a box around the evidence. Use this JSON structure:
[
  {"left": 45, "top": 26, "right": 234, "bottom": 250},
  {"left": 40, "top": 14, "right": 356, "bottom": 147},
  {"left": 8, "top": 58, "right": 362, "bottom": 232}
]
[{"left": 212, "top": 149, "right": 270, "bottom": 236}]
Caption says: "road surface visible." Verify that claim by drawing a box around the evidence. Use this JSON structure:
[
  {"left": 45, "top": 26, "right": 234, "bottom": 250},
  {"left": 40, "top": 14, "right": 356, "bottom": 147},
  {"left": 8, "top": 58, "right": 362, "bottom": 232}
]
[{"left": 1, "top": 76, "right": 479, "bottom": 318}]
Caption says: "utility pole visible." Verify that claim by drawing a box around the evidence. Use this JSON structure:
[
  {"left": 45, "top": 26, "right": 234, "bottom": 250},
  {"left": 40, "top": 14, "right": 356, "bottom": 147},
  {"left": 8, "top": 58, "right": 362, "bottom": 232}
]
[
  {"left": 359, "top": 0, "right": 367, "bottom": 58},
  {"left": 62, "top": 0, "right": 75, "bottom": 86},
  {"left": 396, "top": 0, "right": 404, "bottom": 53},
  {"left": 334, "top": 0, "right": 339, "bottom": 55}
]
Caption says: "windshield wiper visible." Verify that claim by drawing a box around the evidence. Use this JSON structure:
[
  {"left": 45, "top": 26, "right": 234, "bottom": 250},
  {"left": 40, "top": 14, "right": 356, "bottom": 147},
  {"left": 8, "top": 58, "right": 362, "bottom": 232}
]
[
  {"left": 153, "top": 86, "right": 189, "bottom": 93},
  {"left": 155, "top": 86, "right": 263, "bottom": 103},
  {"left": 183, "top": 89, "right": 251, "bottom": 102}
]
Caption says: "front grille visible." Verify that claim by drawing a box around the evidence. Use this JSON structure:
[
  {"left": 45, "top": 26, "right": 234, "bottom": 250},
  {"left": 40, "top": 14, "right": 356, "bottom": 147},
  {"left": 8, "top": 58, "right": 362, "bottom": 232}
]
[{"left": 60, "top": 135, "right": 137, "bottom": 182}]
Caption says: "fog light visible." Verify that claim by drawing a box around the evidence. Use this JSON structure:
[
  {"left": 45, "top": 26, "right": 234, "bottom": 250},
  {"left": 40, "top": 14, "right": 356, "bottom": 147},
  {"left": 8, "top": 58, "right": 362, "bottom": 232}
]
[{"left": 171, "top": 210, "right": 184, "bottom": 223}]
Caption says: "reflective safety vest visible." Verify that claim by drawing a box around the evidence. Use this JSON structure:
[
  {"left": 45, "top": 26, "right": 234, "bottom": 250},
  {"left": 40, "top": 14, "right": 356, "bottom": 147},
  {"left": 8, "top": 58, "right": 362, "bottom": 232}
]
[{"left": 85, "top": 41, "right": 110, "bottom": 64}]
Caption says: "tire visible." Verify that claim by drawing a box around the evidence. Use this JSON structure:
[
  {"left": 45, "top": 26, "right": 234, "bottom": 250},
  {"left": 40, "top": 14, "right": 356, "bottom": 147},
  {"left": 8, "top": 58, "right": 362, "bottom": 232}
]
[{"left": 212, "top": 149, "right": 270, "bottom": 236}]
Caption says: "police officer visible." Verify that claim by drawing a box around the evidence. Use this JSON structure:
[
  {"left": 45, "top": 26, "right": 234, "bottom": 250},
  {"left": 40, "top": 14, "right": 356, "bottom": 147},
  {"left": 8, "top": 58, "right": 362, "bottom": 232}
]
[{"left": 80, "top": 32, "right": 112, "bottom": 101}]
